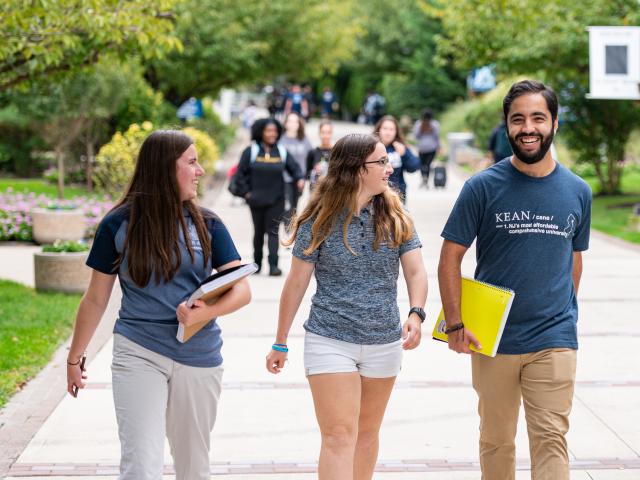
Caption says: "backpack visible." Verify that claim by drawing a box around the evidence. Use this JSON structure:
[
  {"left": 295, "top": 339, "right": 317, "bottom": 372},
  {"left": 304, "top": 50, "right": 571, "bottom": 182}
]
[
  {"left": 493, "top": 124, "right": 513, "bottom": 161},
  {"left": 227, "top": 142, "right": 288, "bottom": 197}
]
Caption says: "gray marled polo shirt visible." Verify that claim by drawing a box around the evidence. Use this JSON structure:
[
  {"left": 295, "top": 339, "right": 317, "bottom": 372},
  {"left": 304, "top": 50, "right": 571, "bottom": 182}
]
[{"left": 293, "top": 205, "right": 422, "bottom": 344}]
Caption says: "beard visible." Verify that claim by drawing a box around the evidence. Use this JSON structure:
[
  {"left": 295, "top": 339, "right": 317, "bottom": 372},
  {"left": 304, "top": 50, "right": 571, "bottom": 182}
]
[{"left": 508, "top": 130, "right": 554, "bottom": 165}]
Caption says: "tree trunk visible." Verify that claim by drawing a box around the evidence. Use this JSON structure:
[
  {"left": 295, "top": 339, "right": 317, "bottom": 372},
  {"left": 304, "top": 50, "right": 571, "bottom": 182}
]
[
  {"left": 86, "top": 140, "right": 94, "bottom": 193},
  {"left": 56, "top": 148, "right": 65, "bottom": 200}
]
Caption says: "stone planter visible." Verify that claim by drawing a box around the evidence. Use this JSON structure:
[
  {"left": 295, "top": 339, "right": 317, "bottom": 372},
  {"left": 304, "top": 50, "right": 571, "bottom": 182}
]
[
  {"left": 34, "top": 251, "right": 91, "bottom": 293},
  {"left": 31, "top": 208, "right": 87, "bottom": 245}
]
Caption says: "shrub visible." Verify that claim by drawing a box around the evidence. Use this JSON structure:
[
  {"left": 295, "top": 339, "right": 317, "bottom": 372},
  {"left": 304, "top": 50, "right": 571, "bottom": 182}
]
[
  {"left": 42, "top": 240, "right": 90, "bottom": 253},
  {"left": 94, "top": 122, "right": 221, "bottom": 196},
  {"left": 182, "top": 127, "right": 219, "bottom": 174},
  {"left": 93, "top": 122, "right": 154, "bottom": 196}
]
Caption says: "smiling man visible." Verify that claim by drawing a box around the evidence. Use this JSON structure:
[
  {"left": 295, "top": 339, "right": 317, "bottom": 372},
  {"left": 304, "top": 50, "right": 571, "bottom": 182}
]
[{"left": 437, "top": 80, "right": 592, "bottom": 480}]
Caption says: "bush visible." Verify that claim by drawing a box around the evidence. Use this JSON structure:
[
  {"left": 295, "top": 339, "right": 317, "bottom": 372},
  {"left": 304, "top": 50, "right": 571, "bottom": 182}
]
[
  {"left": 94, "top": 122, "right": 220, "bottom": 196},
  {"left": 186, "top": 99, "right": 236, "bottom": 153},
  {"left": 182, "top": 127, "right": 220, "bottom": 174},
  {"left": 93, "top": 122, "right": 154, "bottom": 196},
  {"left": 42, "top": 240, "right": 89, "bottom": 253}
]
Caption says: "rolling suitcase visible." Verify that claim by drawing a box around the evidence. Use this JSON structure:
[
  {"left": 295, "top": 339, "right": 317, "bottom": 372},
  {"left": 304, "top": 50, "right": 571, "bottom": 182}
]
[{"left": 433, "top": 165, "right": 447, "bottom": 188}]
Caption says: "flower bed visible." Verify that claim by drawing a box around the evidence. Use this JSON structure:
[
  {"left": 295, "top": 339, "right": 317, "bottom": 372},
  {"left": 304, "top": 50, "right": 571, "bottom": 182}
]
[{"left": 0, "top": 188, "right": 113, "bottom": 242}]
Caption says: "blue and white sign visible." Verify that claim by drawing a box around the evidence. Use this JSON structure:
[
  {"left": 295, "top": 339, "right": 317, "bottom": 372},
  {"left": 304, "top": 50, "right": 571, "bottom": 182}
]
[
  {"left": 177, "top": 97, "right": 204, "bottom": 120},
  {"left": 588, "top": 26, "right": 640, "bottom": 100},
  {"left": 467, "top": 65, "right": 496, "bottom": 93}
]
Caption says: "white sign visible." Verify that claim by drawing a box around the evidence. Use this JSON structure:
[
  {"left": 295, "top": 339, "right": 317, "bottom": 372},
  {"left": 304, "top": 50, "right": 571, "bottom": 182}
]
[{"left": 588, "top": 26, "right": 640, "bottom": 100}]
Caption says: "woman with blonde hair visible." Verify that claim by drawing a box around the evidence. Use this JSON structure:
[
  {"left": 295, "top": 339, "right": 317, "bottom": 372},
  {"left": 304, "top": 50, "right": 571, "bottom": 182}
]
[{"left": 266, "top": 133, "right": 428, "bottom": 480}]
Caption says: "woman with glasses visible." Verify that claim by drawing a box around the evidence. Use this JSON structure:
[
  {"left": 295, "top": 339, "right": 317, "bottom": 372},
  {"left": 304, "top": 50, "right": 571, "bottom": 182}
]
[
  {"left": 266, "top": 133, "right": 428, "bottom": 480},
  {"left": 373, "top": 115, "right": 420, "bottom": 203}
]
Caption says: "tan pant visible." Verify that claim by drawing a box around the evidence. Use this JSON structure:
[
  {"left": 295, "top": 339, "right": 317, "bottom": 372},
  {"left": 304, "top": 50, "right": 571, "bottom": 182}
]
[
  {"left": 111, "top": 334, "right": 224, "bottom": 480},
  {"left": 472, "top": 348, "right": 577, "bottom": 480}
]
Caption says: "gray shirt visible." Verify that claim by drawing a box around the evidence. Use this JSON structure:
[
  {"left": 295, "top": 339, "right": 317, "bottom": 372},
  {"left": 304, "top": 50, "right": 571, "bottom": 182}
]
[
  {"left": 413, "top": 119, "right": 440, "bottom": 153},
  {"left": 280, "top": 136, "right": 312, "bottom": 182},
  {"left": 293, "top": 206, "right": 422, "bottom": 344}
]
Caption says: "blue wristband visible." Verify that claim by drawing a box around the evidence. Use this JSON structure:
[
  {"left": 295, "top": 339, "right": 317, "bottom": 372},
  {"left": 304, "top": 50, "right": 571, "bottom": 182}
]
[{"left": 272, "top": 344, "right": 288, "bottom": 353}]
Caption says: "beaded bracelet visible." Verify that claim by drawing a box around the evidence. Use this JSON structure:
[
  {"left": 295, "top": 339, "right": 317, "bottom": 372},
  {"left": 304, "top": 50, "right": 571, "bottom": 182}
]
[{"left": 272, "top": 343, "right": 288, "bottom": 353}]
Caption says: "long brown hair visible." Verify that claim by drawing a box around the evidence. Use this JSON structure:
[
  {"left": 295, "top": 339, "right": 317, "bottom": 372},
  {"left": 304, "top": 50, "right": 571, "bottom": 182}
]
[
  {"left": 111, "top": 130, "right": 212, "bottom": 287},
  {"left": 284, "top": 133, "right": 414, "bottom": 255},
  {"left": 373, "top": 115, "right": 405, "bottom": 145},
  {"left": 284, "top": 112, "right": 306, "bottom": 140}
]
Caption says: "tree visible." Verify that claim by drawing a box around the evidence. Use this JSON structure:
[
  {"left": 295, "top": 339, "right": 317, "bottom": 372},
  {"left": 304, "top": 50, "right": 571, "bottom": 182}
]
[
  {"left": 434, "top": 0, "right": 640, "bottom": 194},
  {"left": 337, "top": 0, "right": 465, "bottom": 119},
  {"left": 0, "top": 0, "right": 181, "bottom": 91},
  {"left": 146, "top": 0, "right": 360, "bottom": 104}
]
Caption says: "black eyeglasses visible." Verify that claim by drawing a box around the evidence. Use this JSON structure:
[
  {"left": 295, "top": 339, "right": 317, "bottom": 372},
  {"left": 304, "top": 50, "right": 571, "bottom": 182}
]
[{"left": 364, "top": 156, "right": 390, "bottom": 167}]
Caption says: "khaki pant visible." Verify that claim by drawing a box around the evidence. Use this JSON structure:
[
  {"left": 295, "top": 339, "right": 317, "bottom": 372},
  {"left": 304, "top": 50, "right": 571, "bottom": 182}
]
[
  {"left": 472, "top": 348, "right": 577, "bottom": 480},
  {"left": 111, "top": 334, "right": 224, "bottom": 480}
]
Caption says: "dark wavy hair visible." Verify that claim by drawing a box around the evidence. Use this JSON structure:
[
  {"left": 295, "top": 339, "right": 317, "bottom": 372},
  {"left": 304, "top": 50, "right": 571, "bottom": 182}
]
[
  {"left": 503, "top": 80, "right": 558, "bottom": 123},
  {"left": 251, "top": 117, "right": 283, "bottom": 144}
]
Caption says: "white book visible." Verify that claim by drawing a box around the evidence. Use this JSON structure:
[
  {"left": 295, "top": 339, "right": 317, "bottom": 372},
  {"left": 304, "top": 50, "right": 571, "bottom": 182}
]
[{"left": 177, "top": 263, "right": 258, "bottom": 343}]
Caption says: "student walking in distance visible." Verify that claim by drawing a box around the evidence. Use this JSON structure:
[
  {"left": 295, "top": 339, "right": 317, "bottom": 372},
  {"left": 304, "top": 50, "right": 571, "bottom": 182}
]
[
  {"left": 266, "top": 133, "right": 428, "bottom": 480},
  {"left": 280, "top": 112, "right": 312, "bottom": 223},
  {"left": 65, "top": 130, "right": 252, "bottom": 480},
  {"left": 306, "top": 120, "right": 333, "bottom": 190},
  {"left": 373, "top": 115, "right": 420, "bottom": 203},
  {"left": 413, "top": 109, "right": 440, "bottom": 188},
  {"left": 438, "top": 80, "right": 592, "bottom": 480},
  {"left": 233, "top": 118, "right": 304, "bottom": 276}
]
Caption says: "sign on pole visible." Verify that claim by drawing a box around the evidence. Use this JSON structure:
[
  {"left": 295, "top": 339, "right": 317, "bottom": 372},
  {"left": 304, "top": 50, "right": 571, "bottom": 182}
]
[{"left": 588, "top": 26, "right": 640, "bottom": 100}]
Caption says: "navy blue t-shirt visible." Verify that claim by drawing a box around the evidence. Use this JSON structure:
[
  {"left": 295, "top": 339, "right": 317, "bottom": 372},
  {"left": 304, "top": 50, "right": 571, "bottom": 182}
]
[
  {"left": 441, "top": 160, "right": 592, "bottom": 354},
  {"left": 87, "top": 205, "right": 241, "bottom": 367},
  {"left": 387, "top": 144, "right": 420, "bottom": 197}
]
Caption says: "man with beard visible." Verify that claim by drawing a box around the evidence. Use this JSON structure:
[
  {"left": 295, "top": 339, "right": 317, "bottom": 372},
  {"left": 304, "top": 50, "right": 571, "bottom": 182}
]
[{"left": 437, "top": 80, "right": 592, "bottom": 480}]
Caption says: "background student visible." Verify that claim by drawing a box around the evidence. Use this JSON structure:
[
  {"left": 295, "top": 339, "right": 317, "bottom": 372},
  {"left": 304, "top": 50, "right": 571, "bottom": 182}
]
[
  {"left": 233, "top": 118, "right": 304, "bottom": 276},
  {"left": 413, "top": 109, "right": 441, "bottom": 187},
  {"left": 373, "top": 115, "right": 420, "bottom": 203}
]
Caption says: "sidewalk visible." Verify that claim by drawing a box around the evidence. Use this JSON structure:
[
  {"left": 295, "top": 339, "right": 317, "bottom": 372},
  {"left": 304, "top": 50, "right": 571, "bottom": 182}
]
[{"left": 1, "top": 120, "right": 639, "bottom": 479}]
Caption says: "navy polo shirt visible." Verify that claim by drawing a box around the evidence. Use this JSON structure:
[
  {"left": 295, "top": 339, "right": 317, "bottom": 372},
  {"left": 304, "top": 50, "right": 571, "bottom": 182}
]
[{"left": 87, "top": 205, "right": 241, "bottom": 367}]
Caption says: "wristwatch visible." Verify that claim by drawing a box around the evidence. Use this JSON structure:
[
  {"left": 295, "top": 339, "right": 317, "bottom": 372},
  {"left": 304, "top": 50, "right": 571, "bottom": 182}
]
[{"left": 408, "top": 306, "right": 426, "bottom": 323}]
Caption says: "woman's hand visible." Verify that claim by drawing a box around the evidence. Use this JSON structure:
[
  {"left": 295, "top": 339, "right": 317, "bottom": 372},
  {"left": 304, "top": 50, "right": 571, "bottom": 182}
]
[
  {"left": 296, "top": 179, "right": 305, "bottom": 192},
  {"left": 401, "top": 316, "right": 422, "bottom": 350},
  {"left": 67, "top": 361, "right": 87, "bottom": 398},
  {"left": 176, "top": 300, "right": 211, "bottom": 327},
  {"left": 266, "top": 348, "right": 288, "bottom": 374},
  {"left": 392, "top": 141, "right": 406, "bottom": 156}
]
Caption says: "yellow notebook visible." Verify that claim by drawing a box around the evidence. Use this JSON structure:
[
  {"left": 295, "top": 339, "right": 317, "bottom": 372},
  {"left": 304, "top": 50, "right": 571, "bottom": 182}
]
[{"left": 432, "top": 277, "right": 515, "bottom": 357}]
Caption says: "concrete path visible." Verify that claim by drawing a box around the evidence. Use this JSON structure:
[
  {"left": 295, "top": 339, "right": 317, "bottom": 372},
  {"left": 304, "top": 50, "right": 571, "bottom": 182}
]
[{"left": 1, "top": 120, "right": 639, "bottom": 479}]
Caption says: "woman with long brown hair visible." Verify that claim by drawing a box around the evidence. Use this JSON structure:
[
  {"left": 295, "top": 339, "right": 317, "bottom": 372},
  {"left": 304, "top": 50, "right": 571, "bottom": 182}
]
[
  {"left": 266, "top": 133, "right": 428, "bottom": 480},
  {"left": 66, "top": 130, "right": 251, "bottom": 479},
  {"left": 373, "top": 115, "right": 420, "bottom": 203}
]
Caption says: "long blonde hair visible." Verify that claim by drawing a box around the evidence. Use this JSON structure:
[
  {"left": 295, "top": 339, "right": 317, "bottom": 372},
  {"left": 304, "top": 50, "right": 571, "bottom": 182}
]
[{"left": 284, "top": 133, "right": 414, "bottom": 255}]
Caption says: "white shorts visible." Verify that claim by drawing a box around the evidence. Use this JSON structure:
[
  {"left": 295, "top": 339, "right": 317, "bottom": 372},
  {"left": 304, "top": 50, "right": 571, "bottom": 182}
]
[{"left": 304, "top": 331, "right": 402, "bottom": 378}]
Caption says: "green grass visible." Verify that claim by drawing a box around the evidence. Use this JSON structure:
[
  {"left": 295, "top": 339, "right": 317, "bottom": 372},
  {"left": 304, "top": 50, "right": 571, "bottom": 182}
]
[
  {"left": 590, "top": 195, "right": 640, "bottom": 244},
  {"left": 0, "top": 280, "right": 80, "bottom": 408},
  {"left": 0, "top": 178, "right": 90, "bottom": 198}
]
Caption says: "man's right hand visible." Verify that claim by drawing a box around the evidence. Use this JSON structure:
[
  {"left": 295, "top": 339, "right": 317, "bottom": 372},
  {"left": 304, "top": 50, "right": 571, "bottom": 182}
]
[{"left": 448, "top": 327, "right": 482, "bottom": 354}]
